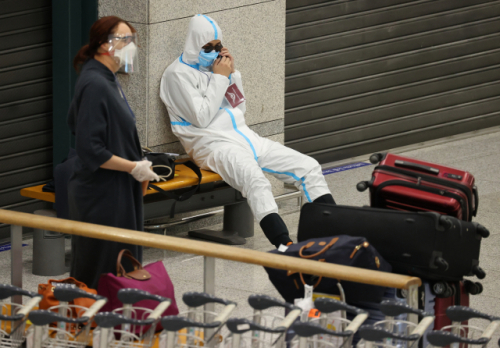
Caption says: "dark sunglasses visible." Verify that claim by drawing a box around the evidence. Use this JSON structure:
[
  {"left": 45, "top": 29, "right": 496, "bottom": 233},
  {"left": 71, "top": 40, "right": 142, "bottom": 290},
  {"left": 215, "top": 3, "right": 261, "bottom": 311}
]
[{"left": 202, "top": 43, "right": 223, "bottom": 53}]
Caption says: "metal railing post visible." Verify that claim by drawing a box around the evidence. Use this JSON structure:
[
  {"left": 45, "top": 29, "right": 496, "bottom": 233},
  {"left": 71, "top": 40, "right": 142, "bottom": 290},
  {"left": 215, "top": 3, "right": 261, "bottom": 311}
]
[
  {"left": 10, "top": 224, "right": 22, "bottom": 304},
  {"left": 204, "top": 256, "right": 216, "bottom": 348}
]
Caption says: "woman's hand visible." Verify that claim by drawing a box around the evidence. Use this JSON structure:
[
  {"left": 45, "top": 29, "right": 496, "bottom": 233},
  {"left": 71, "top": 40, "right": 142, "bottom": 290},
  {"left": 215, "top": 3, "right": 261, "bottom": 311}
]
[
  {"left": 219, "top": 47, "right": 235, "bottom": 73},
  {"left": 130, "top": 160, "right": 160, "bottom": 182}
]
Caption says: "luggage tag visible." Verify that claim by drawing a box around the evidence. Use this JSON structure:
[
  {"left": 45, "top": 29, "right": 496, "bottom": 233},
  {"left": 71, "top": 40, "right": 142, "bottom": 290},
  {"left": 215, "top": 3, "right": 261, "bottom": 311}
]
[{"left": 225, "top": 83, "right": 245, "bottom": 108}]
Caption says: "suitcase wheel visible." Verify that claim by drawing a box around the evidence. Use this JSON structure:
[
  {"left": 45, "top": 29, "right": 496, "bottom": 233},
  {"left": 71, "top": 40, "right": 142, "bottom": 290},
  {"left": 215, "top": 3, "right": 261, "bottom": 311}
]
[
  {"left": 369, "top": 153, "right": 385, "bottom": 164},
  {"left": 476, "top": 224, "right": 490, "bottom": 238},
  {"left": 432, "top": 282, "right": 454, "bottom": 298},
  {"left": 472, "top": 265, "right": 486, "bottom": 279},
  {"left": 356, "top": 181, "right": 369, "bottom": 192},
  {"left": 476, "top": 282, "right": 483, "bottom": 294},
  {"left": 464, "top": 280, "right": 483, "bottom": 295}
]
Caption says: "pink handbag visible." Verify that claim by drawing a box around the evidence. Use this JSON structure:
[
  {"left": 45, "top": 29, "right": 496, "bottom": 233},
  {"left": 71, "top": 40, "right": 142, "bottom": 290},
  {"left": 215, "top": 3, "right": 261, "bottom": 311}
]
[{"left": 97, "top": 250, "right": 179, "bottom": 332}]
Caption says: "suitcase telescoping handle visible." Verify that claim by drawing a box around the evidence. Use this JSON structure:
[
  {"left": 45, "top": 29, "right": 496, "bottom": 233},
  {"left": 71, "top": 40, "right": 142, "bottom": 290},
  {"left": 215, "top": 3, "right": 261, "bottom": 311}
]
[{"left": 394, "top": 160, "right": 440, "bottom": 175}]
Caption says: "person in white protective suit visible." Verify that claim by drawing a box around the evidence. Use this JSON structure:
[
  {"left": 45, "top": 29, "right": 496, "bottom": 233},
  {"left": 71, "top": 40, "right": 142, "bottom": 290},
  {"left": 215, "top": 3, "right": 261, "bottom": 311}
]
[{"left": 160, "top": 14, "right": 336, "bottom": 247}]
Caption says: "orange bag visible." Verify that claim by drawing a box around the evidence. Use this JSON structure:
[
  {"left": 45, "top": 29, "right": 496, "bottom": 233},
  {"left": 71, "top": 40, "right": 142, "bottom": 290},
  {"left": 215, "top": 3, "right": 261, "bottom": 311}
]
[{"left": 38, "top": 277, "right": 97, "bottom": 316}]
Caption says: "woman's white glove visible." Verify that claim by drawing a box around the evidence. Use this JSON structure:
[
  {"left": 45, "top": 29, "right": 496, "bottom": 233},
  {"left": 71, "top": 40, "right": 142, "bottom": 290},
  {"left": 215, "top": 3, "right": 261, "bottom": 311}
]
[{"left": 130, "top": 160, "right": 160, "bottom": 182}]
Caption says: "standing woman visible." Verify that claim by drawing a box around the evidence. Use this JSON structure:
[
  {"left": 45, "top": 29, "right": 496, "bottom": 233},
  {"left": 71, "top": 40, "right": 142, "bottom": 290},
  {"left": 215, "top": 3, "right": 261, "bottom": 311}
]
[{"left": 68, "top": 16, "right": 159, "bottom": 289}]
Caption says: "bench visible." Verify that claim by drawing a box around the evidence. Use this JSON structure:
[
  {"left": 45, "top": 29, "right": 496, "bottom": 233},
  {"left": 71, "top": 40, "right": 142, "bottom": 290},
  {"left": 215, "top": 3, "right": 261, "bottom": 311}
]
[{"left": 20, "top": 163, "right": 302, "bottom": 245}]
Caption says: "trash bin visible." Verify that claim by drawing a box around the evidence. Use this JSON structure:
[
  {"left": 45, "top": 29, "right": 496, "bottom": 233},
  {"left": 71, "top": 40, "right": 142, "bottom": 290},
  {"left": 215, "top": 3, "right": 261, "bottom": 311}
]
[{"left": 32, "top": 209, "right": 66, "bottom": 276}]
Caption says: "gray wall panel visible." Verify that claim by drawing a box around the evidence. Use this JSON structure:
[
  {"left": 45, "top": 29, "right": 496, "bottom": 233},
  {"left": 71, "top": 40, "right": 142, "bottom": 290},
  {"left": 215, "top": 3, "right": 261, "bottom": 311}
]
[
  {"left": 286, "top": 65, "right": 500, "bottom": 124},
  {"left": 286, "top": 17, "right": 500, "bottom": 75},
  {"left": 0, "top": 131, "right": 52, "bottom": 157},
  {"left": 286, "top": 49, "right": 500, "bottom": 109},
  {"left": 286, "top": 6, "right": 500, "bottom": 59},
  {"left": 286, "top": 32, "right": 500, "bottom": 93},
  {"left": 0, "top": 62, "right": 52, "bottom": 87},
  {"left": 288, "top": 0, "right": 417, "bottom": 26},
  {"left": 0, "top": 8, "right": 51, "bottom": 33},
  {"left": 286, "top": 81, "right": 500, "bottom": 141},
  {"left": 0, "top": 45, "right": 52, "bottom": 69},
  {"left": 0, "top": 79, "right": 52, "bottom": 105},
  {"left": 285, "top": 0, "right": 500, "bottom": 163},
  {"left": 311, "top": 113, "right": 500, "bottom": 164},
  {"left": 0, "top": 97, "right": 52, "bottom": 122},
  {"left": 0, "top": 148, "right": 52, "bottom": 174},
  {"left": 287, "top": 0, "right": 495, "bottom": 42},
  {"left": 0, "top": 0, "right": 53, "bottom": 240}
]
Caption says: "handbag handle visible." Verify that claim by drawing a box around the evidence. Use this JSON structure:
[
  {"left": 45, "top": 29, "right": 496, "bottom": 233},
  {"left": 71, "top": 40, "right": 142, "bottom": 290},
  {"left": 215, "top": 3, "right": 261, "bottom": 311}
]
[
  {"left": 116, "top": 249, "right": 143, "bottom": 277},
  {"left": 298, "top": 237, "right": 338, "bottom": 259}
]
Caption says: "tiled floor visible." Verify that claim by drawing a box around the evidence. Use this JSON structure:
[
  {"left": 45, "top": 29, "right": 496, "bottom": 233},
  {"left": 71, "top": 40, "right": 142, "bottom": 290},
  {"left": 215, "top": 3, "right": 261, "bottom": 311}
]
[{"left": 1, "top": 128, "right": 500, "bottom": 344}]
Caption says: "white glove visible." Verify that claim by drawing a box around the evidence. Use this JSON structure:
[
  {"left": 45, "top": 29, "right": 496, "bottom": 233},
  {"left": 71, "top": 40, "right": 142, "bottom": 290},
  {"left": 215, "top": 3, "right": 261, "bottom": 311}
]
[{"left": 130, "top": 160, "right": 160, "bottom": 182}]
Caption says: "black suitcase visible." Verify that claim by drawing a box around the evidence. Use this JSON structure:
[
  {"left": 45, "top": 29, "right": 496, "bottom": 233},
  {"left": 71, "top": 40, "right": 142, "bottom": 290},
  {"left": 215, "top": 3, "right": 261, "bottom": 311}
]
[{"left": 297, "top": 203, "right": 489, "bottom": 281}]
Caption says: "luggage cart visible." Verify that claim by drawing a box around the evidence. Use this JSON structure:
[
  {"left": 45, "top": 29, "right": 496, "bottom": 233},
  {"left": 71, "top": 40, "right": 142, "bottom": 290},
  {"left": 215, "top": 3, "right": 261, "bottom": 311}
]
[
  {"left": 111, "top": 288, "right": 172, "bottom": 337},
  {"left": 0, "top": 284, "right": 42, "bottom": 348},
  {"left": 426, "top": 306, "right": 500, "bottom": 348},
  {"left": 93, "top": 289, "right": 171, "bottom": 348},
  {"left": 356, "top": 300, "right": 435, "bottom": 348},
  {"left": 159, "top": 292, "right": 237, "bottom": 348},
  {"left": 27, "top": 285, "right": 107, "bottom": 348},
  {"left": 291, "top": 298, "right": 368, "bottom": 348},
  {"left": 224, "top": 295, "right": 302, "bottom": 348},
  {"left": 292, "top": 317, "right": 366, "bottom": 348}
]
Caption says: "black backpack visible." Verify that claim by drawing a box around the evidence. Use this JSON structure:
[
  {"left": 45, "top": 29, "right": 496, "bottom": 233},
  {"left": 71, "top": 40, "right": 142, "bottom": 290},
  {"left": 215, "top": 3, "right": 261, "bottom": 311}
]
[{"left": 264, "top": 235, "right": 392, "bottom": 304}]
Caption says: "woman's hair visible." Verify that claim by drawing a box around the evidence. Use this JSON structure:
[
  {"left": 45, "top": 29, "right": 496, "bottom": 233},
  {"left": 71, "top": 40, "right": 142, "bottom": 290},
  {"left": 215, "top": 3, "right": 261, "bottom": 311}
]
[{"left": 73, "top": 16, "right": 136, "bottom": 72}]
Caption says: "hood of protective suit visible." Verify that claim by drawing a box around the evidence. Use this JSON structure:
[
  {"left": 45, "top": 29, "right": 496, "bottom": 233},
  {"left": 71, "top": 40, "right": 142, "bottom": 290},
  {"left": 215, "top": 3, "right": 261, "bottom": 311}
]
[{"left": 182, "top": 14, "right": 223, "bottom": 66}]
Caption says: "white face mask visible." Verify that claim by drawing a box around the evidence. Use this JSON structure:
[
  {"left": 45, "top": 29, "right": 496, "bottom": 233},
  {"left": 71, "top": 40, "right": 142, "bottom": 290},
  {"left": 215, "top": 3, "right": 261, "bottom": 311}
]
[{"left": 113, "top": 42, "right": 138, "bottom": 71}]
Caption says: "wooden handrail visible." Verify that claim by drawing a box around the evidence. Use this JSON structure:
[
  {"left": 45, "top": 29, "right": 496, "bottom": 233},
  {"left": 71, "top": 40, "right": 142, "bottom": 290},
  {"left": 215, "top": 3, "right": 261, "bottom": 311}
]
[{"left": 0, "top": 209, "right": 421, "bottom": 289}]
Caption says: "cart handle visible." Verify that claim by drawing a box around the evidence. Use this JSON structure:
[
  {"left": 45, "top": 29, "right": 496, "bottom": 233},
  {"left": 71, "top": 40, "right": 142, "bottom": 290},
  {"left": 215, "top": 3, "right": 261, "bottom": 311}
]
[
  {"left": 446, "top": 306, "right": 497, "bottom": 322},
  {"left": 426, "top": 330, "right": 490, "bottom": 347},
  {"left": 94, "top": 312, "right": 154, "bottom": 328},
  {"left": 160, "top": 316, "right": 220, "bottom": 331},
  {"left": 380, "top": 300, "right": 430, "bottom": 317},
  {"left": 276, "top": 308, "right": 302, "bottom": 331},
  {"left": 248, "top": 294, "right": 299, "bottom": 311},
  {"left": 81, "top": 299, "right": 108, "bottom": 319},
  {"left": 226, "top": 318, "right": 286, "bottom": 334},
  {"left": 409, "top": 316, "right": 435, "bottom": 337},
  {"left": 212, "top": 303, "right": 237, "bottom": 325},
  {"left": 118, "top": 288, "right": 170, "bottom": 305},
  {"left": 0, "top": 284, "right": 40, "bottom": 300},
  {"left": 314, "top": 298, "right": 366, "bottom": 315},
  {"left": 358, "top": 325, "right": 421, "bottom": 342},
  {"left": 183, "top": 291, "right": 235, "bottom": 307},
  {"left": 0, "top": 296, "right": 42, "bottom": 321},
  {"left": 146, "top": 300, "right": 171, "bottom": 321},
  {"left": 54, "top": 284, "right": 106, "bottom": 302},
  {"left": 293, "top": 321, "right": 353, "bottom": 338},
  {"left": 17, "top": 296, "right": 43, "bottom": 317},
  {"left": 29, "top": 310, "right": 90, "bottom": 326},
  {"left": 345, "top": 312, "right": 370, "bottom": 334}
]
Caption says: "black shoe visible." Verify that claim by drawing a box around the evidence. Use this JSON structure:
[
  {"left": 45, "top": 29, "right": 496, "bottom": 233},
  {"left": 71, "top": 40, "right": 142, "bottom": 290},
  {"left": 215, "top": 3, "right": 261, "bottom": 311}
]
[{"left": 260, "top": 213, "right": 292, "bottom": 248}]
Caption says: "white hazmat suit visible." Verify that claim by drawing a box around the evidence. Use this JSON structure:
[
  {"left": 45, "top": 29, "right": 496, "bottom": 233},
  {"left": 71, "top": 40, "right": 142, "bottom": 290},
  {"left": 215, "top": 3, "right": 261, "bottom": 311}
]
[{"left": 160, "top": 15, "right": 333, "bottom": 245}]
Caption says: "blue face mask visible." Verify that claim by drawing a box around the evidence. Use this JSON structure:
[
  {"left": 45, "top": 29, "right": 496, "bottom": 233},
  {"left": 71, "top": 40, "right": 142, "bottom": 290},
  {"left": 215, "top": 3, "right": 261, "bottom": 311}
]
[{"left": 198, "top": 49, "right": 219, "bottom": 67}]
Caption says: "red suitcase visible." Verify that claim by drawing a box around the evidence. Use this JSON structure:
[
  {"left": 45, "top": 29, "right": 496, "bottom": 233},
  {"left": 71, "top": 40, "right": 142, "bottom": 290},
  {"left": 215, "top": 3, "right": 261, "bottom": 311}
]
[
  {"left": 357, "top": 153, "right": 478, "bottom": 221},
  {"left": 433, "top": 281, "right": 470, "bottom": 330}
]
